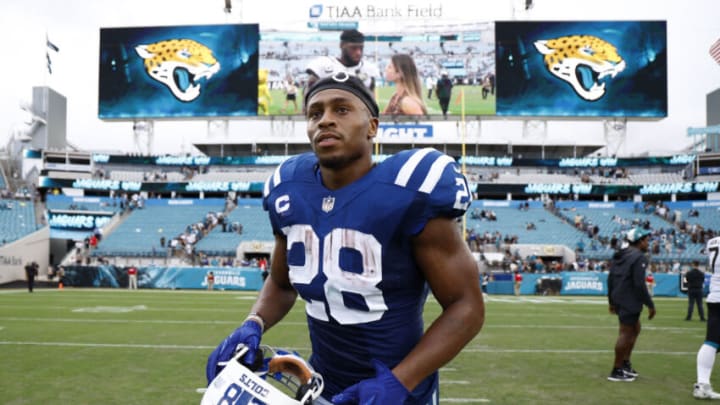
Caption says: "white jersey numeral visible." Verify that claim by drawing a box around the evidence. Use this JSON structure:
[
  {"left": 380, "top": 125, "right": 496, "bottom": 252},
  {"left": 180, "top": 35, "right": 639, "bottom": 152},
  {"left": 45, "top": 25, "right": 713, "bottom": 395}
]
[{"left": 285, "top": 225, "right": 388, "bottom": 324}]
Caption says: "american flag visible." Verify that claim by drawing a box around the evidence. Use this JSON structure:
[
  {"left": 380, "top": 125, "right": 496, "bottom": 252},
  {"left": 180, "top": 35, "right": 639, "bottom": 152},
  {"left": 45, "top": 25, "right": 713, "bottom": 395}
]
[{"left": 711, "top": 38, "right": 720, "bottom": 66}]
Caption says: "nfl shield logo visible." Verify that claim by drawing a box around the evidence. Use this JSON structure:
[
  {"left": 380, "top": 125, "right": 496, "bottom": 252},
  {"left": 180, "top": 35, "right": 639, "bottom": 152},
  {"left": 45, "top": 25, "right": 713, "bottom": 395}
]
[{"left": 322, "top": 196, "right": 335, "bottom": 213}]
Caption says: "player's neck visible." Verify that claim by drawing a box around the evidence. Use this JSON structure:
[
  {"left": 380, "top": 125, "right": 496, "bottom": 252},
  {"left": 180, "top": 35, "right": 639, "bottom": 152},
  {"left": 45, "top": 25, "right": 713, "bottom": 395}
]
[
  {"left": 339, "top": 56, "right": 359, "bottom": 68},
  {"left": 318, "top": 156, "right": 374, "bottom": 190}
]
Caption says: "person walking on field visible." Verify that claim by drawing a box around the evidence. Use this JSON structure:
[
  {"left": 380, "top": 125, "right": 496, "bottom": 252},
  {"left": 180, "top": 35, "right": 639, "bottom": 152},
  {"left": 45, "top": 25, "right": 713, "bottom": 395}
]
[
  {"left": 435, "top": 71, "right": 453, "bottom": 118},
  {"left": 686, "top": 261, "right": 707, "bottom": 321},
  {"left": 25, "top": 262, "right": 38, "bottom": 293},
  {"left": 607, "top": 227, "right": 656, "bottom": 382}
]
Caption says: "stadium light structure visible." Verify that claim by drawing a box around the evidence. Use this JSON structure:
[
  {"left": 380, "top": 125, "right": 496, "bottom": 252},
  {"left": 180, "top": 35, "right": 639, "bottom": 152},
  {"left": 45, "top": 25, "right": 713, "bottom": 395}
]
[{"left": 7, "top": 99, "right": 47, "bottom": 150}]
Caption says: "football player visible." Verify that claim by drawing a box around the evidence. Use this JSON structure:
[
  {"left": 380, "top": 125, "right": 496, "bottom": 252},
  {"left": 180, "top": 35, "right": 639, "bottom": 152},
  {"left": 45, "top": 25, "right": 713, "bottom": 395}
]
[
  {"left": 694, "top": 236, "right": 720, "bottom": 399},
  {"left": 607, "top": 227, "right": 656, "bottom": 382},
  {"left": 206, "top": 72, "right": 485, "bottom": 404},
  {"left": 305, "top": 30, "right": 380, "bottom": 94}
]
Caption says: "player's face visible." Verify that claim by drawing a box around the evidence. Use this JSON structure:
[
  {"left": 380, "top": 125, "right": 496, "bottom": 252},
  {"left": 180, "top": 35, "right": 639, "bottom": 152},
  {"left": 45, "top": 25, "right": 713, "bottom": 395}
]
[
  {"left": 638, "top": 237, "right": 650, "bottom": 252},
  {"left": 341, "top": 43, "right": 364, "bottom": 66},
  {"left": 384, "top": 62, "right": 400, "bottom": 83},
  {"left": 306, "top": 89, "right": 377, "bottom": 171}
]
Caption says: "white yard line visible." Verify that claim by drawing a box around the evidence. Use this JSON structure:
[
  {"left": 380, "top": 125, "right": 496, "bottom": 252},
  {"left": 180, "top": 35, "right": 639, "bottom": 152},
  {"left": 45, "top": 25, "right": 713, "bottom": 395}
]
[{"left": 0, "top": 340, "right": 698, "bottom": 356}]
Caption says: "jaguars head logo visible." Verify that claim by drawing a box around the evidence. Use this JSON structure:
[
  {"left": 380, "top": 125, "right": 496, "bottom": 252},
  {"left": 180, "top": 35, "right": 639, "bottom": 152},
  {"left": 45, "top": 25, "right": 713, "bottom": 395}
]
[
  {"left": 135, "top": 39, "right": 220, "bottom": 102},
  {"left": 534, "top": 35, "right": 625, "bottom": 101}
]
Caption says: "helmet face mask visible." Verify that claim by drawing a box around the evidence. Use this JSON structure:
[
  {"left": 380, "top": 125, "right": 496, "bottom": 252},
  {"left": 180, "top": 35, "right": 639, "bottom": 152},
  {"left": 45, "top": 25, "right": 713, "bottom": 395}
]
[{"left": 202, "top": 345, "right": 324, "bottom": 405}]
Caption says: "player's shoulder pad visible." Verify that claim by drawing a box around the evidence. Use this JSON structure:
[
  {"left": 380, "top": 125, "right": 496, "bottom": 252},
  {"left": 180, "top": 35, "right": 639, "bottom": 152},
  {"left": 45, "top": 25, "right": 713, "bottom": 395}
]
[
  {"left": 305, "top": 56, "right": 336, "bottom": 78},
  {"left": 709, "top": 236, "right": 720, "bottom": 250},
  {"left": 379, "top": 147, "right": 471, "bottom": 214},
  {"left": 381, "top": 148, "right": 461, "bottom": 194},
  {"left": 360, "top": 60, "right": 381, "bottom": 78},
  {"left": 263, "top": 153, "right": 317, "bottom": 198}
]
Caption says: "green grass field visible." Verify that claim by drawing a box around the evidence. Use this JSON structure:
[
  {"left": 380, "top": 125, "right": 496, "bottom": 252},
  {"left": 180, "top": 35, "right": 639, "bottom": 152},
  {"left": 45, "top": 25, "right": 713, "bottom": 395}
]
[
  {"left": 264, "top": 85, "right": 496, "bottom": 117},
  {"left": 0, "top": 289, "right": 707, "bottom": 404}
]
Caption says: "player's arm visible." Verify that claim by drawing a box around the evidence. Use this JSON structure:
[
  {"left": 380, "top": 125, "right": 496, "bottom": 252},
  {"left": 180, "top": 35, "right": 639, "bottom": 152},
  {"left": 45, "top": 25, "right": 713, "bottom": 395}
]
[
  {"left": 632, "top": 257, "right": 655, "bottom": 319},
  {"left": 249, "top": 233, "right": 298, "bottom": 331},
  {"left": 607, "top": 268, "right": 615, "bottom": 310},
  {"left": 393, "top": 216, "right": 485, "bottom": 391}
]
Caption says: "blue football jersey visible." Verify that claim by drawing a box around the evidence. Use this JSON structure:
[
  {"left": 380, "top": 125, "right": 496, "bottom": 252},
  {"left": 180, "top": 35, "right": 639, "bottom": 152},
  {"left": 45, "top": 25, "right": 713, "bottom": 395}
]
[{"left": 262, "top": 148, "right": 471, "bottom": 402}]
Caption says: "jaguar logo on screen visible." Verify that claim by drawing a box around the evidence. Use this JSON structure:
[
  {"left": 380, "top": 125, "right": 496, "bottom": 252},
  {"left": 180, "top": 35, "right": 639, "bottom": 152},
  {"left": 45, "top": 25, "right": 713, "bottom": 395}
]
[
  {"left": 534, "top": 35, "right": 625, "bottom": 101},
  {"left": 135, "top": 38, "right": 221, "bottom": 102}
]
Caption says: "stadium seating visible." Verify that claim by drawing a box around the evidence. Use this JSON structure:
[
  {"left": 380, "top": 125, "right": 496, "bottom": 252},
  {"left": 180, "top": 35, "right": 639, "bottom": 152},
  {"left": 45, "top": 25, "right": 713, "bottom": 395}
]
[
  {"left": 91, "top": 203, "right": 224, "bottom": 257},
  {"left": 194, "top": 202, "right": 273, "bottom": 256},
  {"left": 0, "top": 199, "right": 38, "bottom": 245}
]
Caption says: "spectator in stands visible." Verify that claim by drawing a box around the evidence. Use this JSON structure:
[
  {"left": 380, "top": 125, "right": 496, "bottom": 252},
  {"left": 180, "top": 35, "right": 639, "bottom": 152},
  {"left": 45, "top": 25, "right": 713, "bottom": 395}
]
[
  {"left": 685, "top": 261, "right": 707, "bottom": 321},
  {"left": 435, "top": 71, "right": 453, "bottom": 118},
  {"left": 607, "top": 227, "right": 655, "bottom": 382},
  {"left": 576, "top": 239, "right": 585, "bottom": 253},
  {"left": 382, "top": 54, "right": 427, "bottom": 116}
]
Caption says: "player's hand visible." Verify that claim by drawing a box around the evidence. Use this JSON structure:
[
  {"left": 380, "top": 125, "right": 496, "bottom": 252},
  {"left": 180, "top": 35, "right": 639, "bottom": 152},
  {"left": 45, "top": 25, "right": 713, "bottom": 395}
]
[
  {"left": 205, "top": 319, "right": 262, "bottom": 384},
  {"left": 648, "top": 307, "right": 656, "bottom": 320},
  {"left": 608, "top": 304, "right": 616, "bottom": 314},
  {"left": 331, "top": 359, "right": 409, "bottom": 404}
]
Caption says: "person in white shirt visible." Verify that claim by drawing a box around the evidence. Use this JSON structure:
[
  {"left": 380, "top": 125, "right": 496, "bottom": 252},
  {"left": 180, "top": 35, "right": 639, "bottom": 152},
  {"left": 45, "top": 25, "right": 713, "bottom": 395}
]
[
  {"left": 694, "top": 236, "right": 720, "bottom": 399},
  {"left": 305, "top": 30, "right": 380, "bottom": 94}
]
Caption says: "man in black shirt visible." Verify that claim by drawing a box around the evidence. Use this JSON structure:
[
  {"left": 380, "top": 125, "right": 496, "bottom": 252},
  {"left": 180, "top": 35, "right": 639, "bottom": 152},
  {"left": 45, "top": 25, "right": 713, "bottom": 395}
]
[
  {"left": 25, "top": 262, "right": 38, "bottom": 293},
  {"left": 435, "top": 72, "right": 453, "bottom": 118},
  {"left": 685, "top": 261, "right": 706, "bottom": 321},
  {"left": 607, "top": 227, "right": 656, "bottom": 382}
]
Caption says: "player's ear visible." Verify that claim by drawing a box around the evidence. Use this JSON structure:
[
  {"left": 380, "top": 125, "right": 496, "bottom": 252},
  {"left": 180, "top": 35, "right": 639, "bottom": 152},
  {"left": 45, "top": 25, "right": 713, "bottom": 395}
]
[{"left": 367, "top": 117, "right": 378, "bottom": 140}]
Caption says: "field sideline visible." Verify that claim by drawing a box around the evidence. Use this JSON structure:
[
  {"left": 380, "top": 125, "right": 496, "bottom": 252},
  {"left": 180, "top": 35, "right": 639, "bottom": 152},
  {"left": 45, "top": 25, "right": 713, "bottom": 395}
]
[{"left": 0, "top": 288, "right": 707, "bottom": 404}]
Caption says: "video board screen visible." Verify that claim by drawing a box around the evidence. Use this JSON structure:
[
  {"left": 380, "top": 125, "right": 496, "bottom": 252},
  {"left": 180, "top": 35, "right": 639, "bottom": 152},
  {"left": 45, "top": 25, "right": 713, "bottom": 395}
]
[
  {"left": 259, "top": 26, "right": 495, "bottom": 118},
  {"left": 99, "top": 24, "right": 259, "bottom": 119},
  {"left": 495, "top": 21, "right": 667, "bottom": 117}
]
